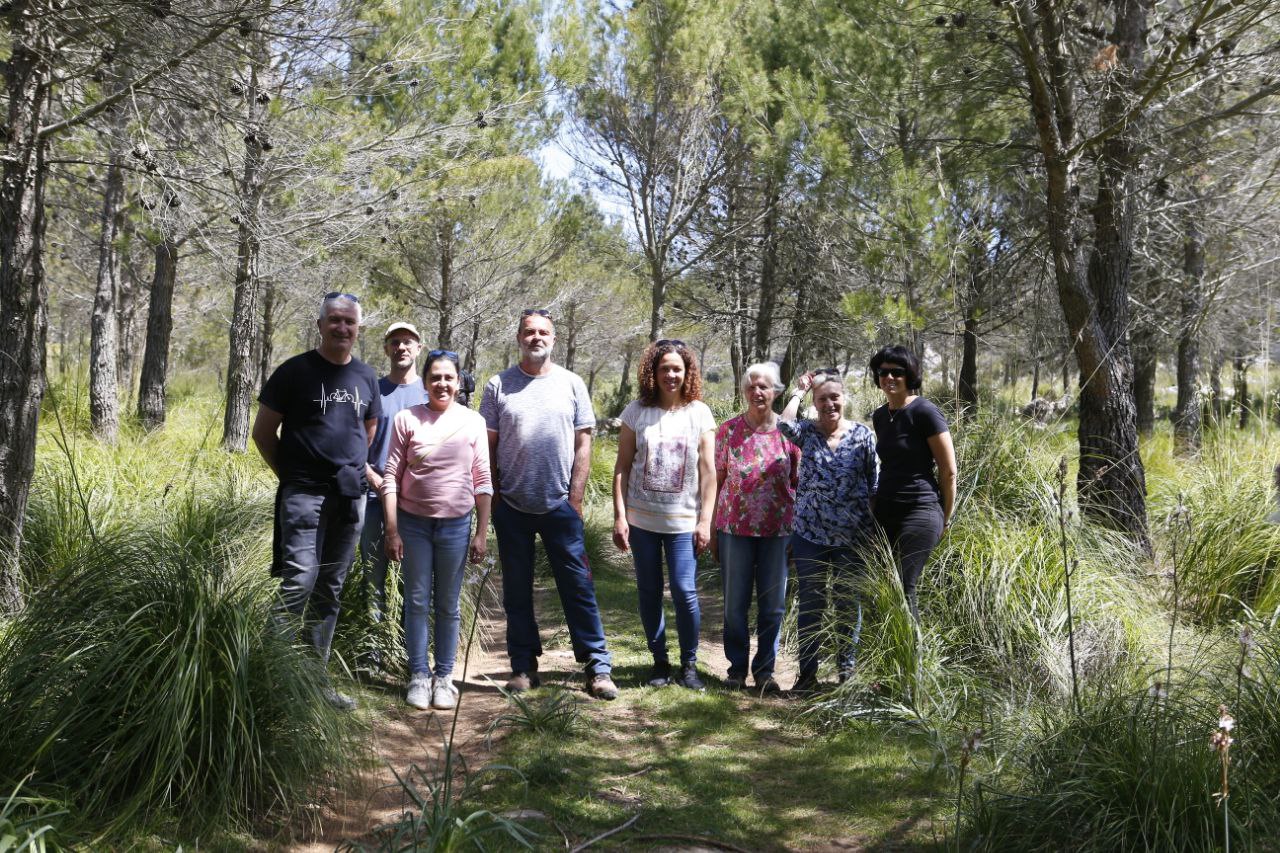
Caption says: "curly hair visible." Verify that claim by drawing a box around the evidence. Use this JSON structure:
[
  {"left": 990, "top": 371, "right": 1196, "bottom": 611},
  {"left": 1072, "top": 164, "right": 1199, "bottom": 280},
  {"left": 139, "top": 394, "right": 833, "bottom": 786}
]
[{"left": 637, "top": 340, "right": 703, "bottom": 406}]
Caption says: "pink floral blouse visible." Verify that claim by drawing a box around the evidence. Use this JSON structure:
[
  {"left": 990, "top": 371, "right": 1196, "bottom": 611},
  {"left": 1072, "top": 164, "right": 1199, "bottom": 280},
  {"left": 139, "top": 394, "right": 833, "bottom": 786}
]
[{"left": 713, "top": 414, "right": 800, "bottom": 537}]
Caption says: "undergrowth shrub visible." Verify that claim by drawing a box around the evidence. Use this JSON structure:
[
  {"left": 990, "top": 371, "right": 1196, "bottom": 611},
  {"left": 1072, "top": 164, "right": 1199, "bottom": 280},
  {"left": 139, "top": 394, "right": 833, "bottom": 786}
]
[{"left": 0, "top": 534, "right": 362, "bottom": 838}]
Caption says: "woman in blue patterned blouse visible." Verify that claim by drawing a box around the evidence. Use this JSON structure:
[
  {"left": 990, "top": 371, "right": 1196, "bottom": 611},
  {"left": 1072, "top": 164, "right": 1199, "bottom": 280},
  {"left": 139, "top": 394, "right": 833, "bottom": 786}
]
[{"left": 780, "top": 369, "right": 879, "bottom": 693}]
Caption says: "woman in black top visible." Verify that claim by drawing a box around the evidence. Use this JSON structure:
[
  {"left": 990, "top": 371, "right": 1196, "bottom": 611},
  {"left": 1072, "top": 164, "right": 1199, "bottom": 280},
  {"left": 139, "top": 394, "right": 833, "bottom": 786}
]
[{"left": 869, "top": 345, "right": 957, "bottom": 621}]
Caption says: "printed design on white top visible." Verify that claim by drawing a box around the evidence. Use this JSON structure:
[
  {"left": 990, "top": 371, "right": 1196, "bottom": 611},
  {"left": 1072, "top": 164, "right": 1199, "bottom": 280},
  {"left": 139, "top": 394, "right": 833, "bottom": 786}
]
[
  {"left": 314, "top": 383, "right": 368, "bottom": 415},
  {"left": 642, "top": 431, "right": 688, "bottom": 493}
]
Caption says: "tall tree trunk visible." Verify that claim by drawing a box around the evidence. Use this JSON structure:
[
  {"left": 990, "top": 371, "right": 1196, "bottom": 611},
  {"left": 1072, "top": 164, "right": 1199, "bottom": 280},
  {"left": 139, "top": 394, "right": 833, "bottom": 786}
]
[
  {"left": 958, "top": 311, "right": 978, "bottom": 417},
  {"left": 752, "top": 181, "right": 782, "bottom": 363},
  {"left": 137, "top": 237, "right": 178, "bottom": 430},
  {"left": 1132, "top": 332, "right": 1156, "bottom": 436},
  {"left": 1234, "top": 355, "right": 1250, "bottom": 429},
  {"left": 1174, "top": 193, "right": 1205, "bottom": 451},
  {"left": 89, "top": 98, "right": 127, "bottom": 443},
  {"left": 258, "top": 276, "right": 275, "bottom": 391},
  {"left": 117, "top": 245, "right": 141, "bottom": 411},
  {"left": 437, "top": 218, "right": 453, "bottom": 348},
  {"left": 0, "top": 15, "right": 52, "bottom": 609},
  {"left": 648, "top": 257, "right": 666, "bottom": 342},
  {"left": 563, "top": 302, "right": 578, "bottom": 372},
  {"left": 464, "top": 315, "right": 481, "bottom": 374},
  {"left": 222, "top": 25, "right": 270, "bottom": 452}
]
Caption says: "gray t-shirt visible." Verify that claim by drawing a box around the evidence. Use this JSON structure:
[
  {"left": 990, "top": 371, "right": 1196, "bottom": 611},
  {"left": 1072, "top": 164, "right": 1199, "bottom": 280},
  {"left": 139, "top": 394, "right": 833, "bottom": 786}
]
[{"left": 480, "top": 364, "right": 596, "bottom": 514}]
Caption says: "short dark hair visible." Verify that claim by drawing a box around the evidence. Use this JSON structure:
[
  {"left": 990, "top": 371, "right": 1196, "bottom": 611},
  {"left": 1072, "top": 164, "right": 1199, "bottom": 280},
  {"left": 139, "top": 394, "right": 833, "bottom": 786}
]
[{"left": 869, "top": 345, "right": 922, "bottom": 391}]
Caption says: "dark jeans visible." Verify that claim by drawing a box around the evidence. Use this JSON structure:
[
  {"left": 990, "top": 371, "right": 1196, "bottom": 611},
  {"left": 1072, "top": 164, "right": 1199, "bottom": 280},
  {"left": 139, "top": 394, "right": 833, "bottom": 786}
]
[
  {"left": 629, "top": 527, "right": 700, "bottom": 667},
  {"left": 719, "top": 532, "right": 788, "bottom": 682},
  {"left": 275, "top": 483, "right": 365, "bottom": 662},
  {"left": 873, "top": 500, "right": 945, "bottom": 621},
  {"left": 492, "top": 498, "right": 612, "bottom": 676},
  {"left": 791, "top": 534, "right": 865, "bottom": 678},
  {"left": 358, "top": 495, "right": 391, "bottom": 623}
]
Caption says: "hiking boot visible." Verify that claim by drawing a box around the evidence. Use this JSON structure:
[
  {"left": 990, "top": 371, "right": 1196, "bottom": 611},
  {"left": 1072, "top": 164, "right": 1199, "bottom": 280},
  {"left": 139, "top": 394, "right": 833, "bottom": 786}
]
[
  {"left": 646, "top": 661, "right": 672, "bottom": 687},
  {"left": 587, "top": 672, "right": 619, "bottom": 700},
  {"left": 505, "top": 671, "right": 540, "bottom": 692},
  {"left": 723, "top": 674, "right": 747, "bottom": 691},
  {"left": 756, "top": 676, "right": 782, "bottom": 696},
  {"left": 431, "top": 676, "right": 459, "bottom": 711},
  {"left": 791, "top": 673, "right": 820, "bottom": 695},
  {"left": 406, "top": 673, "right": 432, "bottom": 710},
  {"left": 676, "top": 664, "right": 705, "bottom": 691},
  {"left": 324, "top": 686, "right": 358, "bottom": 711}
]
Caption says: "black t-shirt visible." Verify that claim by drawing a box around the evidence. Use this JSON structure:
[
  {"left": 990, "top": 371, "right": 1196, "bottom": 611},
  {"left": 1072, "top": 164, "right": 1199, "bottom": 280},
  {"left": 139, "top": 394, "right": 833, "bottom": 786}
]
[
  {"left": 259, "top": 350, "right": 382, "bottom": 488},
  {"left": 872, "top": 397, "right": 949, "bottom": 505}
]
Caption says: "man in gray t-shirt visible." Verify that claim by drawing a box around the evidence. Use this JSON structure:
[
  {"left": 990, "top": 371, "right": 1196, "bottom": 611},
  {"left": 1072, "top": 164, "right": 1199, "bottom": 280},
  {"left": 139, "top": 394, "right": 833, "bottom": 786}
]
[{"left": 480, "top": 310, "right": 617, "bottom": 700}]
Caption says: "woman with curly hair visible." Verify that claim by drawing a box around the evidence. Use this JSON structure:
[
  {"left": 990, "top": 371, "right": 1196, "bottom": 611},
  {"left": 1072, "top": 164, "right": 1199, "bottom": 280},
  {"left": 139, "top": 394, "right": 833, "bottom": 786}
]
[{"left": 612, "top": 339, "right": 717, "bottom": 690}]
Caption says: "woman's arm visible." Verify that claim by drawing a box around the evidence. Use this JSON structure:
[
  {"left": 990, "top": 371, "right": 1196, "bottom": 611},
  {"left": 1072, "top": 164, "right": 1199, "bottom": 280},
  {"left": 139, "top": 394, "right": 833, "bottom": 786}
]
[
  {"left": 381, "top": 415, "right": 409, "bottom": 560},
  {"left": 694, "top": 428, "right": 716, "bottom": 554},
  {"left": 612, "top": 424, "right": 637, "bottom": 552},
  {"left": 927, "top": 430, "right": 958, "bottom": 526},
  {"left": 780, "top": 370, "right": 814, "bottom": 424},
  {"left": 470, "top": 493, "right": 492, "bottom": 563}
]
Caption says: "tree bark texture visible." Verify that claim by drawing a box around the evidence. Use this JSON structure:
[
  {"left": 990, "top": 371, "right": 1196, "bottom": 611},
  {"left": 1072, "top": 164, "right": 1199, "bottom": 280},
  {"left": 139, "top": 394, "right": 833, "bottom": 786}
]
[
  {"left": 437, "top": 218, "right": 453, "bottom": 349},
  {"left": 89, "top": 95, "right": 128, "bottom": 442},
  {"left": 1132, "top": 331, "right": 1156, "bottom": 436},
  {"left": 1174, "top": 193, "right": 1205, "bottom": 451},
  {"left": 258, "top": 276, "right": 276, "bottom": 392},
  {"left": 137, "top": 238, "right": 178, "bottom": 430}
]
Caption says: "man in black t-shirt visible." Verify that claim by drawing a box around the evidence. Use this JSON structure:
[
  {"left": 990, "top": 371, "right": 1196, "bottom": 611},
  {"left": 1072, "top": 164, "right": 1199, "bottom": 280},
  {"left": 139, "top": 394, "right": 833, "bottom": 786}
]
[{"left": 252, "top": 293, "right": 382, "bottom": 710}]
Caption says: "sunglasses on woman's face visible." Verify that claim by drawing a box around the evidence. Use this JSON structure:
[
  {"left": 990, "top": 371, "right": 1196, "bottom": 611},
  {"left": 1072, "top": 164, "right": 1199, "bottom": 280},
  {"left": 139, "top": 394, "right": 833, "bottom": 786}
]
[{"left": 877, "top": 367, "right": 907, "bottom": 379}]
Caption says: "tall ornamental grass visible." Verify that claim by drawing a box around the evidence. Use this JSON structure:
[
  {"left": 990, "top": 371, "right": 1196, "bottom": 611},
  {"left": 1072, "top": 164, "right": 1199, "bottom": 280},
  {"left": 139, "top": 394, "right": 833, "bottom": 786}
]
[{"left": 0, "top": 513, "right": 362, "bottom": 837}]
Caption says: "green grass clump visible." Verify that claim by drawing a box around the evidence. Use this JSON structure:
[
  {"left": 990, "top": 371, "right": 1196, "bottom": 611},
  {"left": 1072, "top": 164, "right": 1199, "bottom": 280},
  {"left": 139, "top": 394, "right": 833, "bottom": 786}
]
[{"left": 0, "top": 532, "right": 363, "bottom": 838}]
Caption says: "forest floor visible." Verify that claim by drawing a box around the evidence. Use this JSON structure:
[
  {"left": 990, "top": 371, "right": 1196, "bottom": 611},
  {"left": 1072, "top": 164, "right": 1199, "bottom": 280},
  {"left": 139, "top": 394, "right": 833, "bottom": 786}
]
[{"left": 289, "top": 510, "right": 948, "bottom": 852}]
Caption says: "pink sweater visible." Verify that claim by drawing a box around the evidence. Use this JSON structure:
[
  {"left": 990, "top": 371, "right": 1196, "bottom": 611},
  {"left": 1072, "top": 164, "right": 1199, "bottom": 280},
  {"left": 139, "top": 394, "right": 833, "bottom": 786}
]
[{"left": 382, "top": 403, "right": 493, "bottom": 518}]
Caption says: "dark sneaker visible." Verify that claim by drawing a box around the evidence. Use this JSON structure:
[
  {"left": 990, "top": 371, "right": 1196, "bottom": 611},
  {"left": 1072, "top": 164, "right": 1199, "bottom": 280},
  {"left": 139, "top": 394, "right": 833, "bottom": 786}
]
[
  {"left": 324, "top": 686, "right": 358, "bottom": 711},
  {"left": 505, "top": 671, "right": 541, "bottom": 692},
  {"left": 646, "top": 661, "right": 672, "bottom": 687},
  {"left": 838, "top": 668, "right": 856, "bottom": 685},
  {"left": 791, "top": 673, "right": 820, "bottom": 695},
  {"left": 723, "top": 674, "right": 747, "bottom": 691},
  {"left": 587, "top": 672, "right": 619, "bottom": 700},
  {"left": 677, "top": 664, "right": 705, "bottom": 691},
  {"left": 756, "top": 677, "right": 782, "bottom": 696}
]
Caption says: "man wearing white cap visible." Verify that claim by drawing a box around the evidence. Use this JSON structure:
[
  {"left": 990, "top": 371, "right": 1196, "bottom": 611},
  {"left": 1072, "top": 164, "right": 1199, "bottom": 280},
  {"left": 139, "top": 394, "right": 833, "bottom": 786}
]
[{"left": 359, "top": 321, "right": 431, "bottom": 650}]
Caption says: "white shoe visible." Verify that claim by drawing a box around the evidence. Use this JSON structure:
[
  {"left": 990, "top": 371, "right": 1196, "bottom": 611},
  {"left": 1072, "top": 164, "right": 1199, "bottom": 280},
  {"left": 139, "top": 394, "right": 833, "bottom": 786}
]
[
  {"left": 431, "top": 676, "right": 459, "bottom": 710},
  {"left": 406, "top": 673, "right": 432, "bottom": 710}
]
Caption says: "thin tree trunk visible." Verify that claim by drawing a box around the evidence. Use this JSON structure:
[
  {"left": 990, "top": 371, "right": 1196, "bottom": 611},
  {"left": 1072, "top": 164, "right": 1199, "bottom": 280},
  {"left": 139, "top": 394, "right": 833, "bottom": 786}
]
[
  {"left": 89, "top": 96, "right": 127, "bottom": 442},
  {"left": 1174, "top": 194, "right": 1205, "bottom": 451},
  {"left": 1234, "top": 355, "right": 1250, "bottom": 429},
  {"left": 222, "top": 22, "right": 270, "bottom": 452},
  {"left": 137, "top": 238, "right": 179, "bottom": 430},
  {"left": 958, "top": 312, "right": 978, "bottom": 416},
  {"left": 437, "top": 218, "right": 453, "bottom": 349},
  {"left": 258, "top": 276, "right": 275, "bottom": 391},
  {"left": 0, "top": 14, "right": 52, "bottom": 608},
  {"left": 563, "top": 302, "right": 578, "bottom": 372},
  {"left": 752, "top": 181, "right": 781, "bottom": 363},
  {"left": 1133, "top": 333, "right": 1156, "bottom": 436},
  {"left": 117, "top": 245, "right": 141, "bottom": 412}
]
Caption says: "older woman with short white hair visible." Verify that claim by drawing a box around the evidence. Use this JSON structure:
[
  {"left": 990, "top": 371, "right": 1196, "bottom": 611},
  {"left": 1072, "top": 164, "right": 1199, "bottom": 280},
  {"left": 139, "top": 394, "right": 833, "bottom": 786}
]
[{"left": 712, "top": 362, "right": 800, "bottom": 693}]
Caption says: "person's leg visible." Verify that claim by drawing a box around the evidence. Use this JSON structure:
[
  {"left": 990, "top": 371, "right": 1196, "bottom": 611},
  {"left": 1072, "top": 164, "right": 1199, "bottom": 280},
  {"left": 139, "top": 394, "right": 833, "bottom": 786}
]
[
  {"left": 663, "top": 531, "right": 700, "bottom": 667},
  {"left": 750, "top": 535, "right": 789, "bottom": 682},
  {"left": 275, "top": 485, "right": 324, "bottom": 635},
  {"left": 310, "top": 492, "right": 365, "bottom": 662},
  {"left": 539, "top": 501, "right": 611, "bottom": 675},
  {"left": 397, "top": 509, "right": 435, "bottom": 677},
  {"left": 831, "top": 546, "right": 864, "bottom": 676},
  {"left": 358, "top": 495, "right": 390, "bottom": 624},
  {"left": 628, "top": 526, "right": 670, "bottom": 667},
  {"left": 720, "top": 532, "right": 753, "bottom": 682},
  {"left": 895, "top": 502, "right": 945, "bottom": 622},
  {"left": 430, "top": 513, "right": 471, "bottom": 679},
  {"left": 492, "top": 499, "right": 542, "bottom": 674},
  {"left": 791, "top": 535, "right": 828, "bottom": 679}
]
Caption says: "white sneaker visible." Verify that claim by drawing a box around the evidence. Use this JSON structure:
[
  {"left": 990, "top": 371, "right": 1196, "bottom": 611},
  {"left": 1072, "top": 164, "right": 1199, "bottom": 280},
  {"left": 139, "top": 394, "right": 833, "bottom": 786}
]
[
  {"left": 431, "top": 676, "right": 459, "bottom": 710},
  {"left": 406, "top": 673, "right": 432, "bottom": 710}
]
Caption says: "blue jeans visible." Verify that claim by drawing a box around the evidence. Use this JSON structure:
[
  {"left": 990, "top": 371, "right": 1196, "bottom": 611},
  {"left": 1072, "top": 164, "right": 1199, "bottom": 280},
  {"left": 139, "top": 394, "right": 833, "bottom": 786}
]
[
  {"left": 492, "top": 498, "right": 612, "bottom": 675},
  {"left": 629, "top": 527, "right": 700, "bottom": 667},
  {"left": 275, "top": 483, "right": 366, "bottom": 662},
  {"left": 359, "top": 495, "right": 391, "bottom": 623},
  {"left": 398, "top": 509, "right": 470, "bottom": 678},
  {"left": 719, "top": 532, "right": 788, "bottom": 681},
  {"left": 791, "top": 534, "right": 864, "bottom": 678}
]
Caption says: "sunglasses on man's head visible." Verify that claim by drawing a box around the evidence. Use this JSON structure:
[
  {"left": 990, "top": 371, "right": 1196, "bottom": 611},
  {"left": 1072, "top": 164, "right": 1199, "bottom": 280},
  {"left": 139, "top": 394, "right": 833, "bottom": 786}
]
[
  {"left": 324, "top": 291, "right": 360, "bottom": 303},
  {"left": 521, "top": 308, "right": 551, "bottom": 318},
  {"left": 427, "top": 349, "right": 459, "bottom": 361},
  {"left": 877, "top": 367, "right": 907, "bottom": 379}
]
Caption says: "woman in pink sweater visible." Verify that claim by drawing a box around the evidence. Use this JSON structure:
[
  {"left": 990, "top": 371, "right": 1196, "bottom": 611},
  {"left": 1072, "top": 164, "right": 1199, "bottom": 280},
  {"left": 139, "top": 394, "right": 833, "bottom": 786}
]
[{"left": 382, "top": 350, "right": 493, "bottom": 711}]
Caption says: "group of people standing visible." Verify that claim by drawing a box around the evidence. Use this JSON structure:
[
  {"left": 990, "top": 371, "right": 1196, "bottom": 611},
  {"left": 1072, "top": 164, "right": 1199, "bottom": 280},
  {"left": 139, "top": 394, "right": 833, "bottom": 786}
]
[{"left": 252, "top": 293, "right": 956, "bottom": 712}]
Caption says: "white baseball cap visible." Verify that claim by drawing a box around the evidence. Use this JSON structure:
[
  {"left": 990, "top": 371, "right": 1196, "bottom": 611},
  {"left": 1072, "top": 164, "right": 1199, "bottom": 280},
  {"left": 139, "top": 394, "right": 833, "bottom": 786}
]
[{"left": 384, "top": 321, "right": 421, "bottom": 340}]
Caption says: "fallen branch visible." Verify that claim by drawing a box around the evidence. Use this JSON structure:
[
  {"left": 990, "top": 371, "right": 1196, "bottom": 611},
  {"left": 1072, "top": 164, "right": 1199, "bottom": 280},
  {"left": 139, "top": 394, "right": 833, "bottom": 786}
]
[
  {"left": 569, "top": 811, "right": 641, "bottom": 852},
  {"left": 600, "top": 765, "right": 654, "bottom": 782}
]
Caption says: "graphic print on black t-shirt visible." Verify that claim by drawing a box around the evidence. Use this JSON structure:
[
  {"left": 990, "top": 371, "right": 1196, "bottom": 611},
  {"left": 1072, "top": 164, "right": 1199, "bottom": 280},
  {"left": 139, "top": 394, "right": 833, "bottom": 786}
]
[{"left": 259, "top": 350, "right": 382, "bottom": 487}]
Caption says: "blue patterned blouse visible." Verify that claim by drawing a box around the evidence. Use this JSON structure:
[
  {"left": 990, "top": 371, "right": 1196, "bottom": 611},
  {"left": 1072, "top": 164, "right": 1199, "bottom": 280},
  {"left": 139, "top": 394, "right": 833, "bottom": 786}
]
[{"left": 778, "top": 418, "right": 879, "bottom": 548}]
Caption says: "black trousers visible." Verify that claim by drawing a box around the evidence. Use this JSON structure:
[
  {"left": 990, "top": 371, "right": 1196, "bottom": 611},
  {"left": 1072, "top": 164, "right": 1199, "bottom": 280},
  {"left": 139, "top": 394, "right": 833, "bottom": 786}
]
[{"left": 873, "top": 500, "right": 944, "bottom": 621}]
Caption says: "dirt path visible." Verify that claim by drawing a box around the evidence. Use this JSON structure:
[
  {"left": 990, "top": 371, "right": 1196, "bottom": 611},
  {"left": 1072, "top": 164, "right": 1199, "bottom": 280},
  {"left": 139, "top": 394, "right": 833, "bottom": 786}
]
[{"left": 290, "top": 572, "right": 804, "bottom": 851}]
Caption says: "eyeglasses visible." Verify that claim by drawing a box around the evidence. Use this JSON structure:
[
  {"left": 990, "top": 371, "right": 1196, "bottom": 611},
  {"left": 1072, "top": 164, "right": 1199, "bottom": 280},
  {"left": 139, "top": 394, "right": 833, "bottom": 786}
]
[
  {"left": 655, "top": 339, "right": 687, "bottom": 349},
  {"left": 877, "top": 367, "right": 907, "bottom": 379},
  {"left": 427, "top": 349, "right": 459, "bottom": 361},
  {"left": 813, "top": 367, "right": 839, "bottom": 376},
  {"left": 323, "top": 291, "right": 360, "bottom": 303},
  {"left": 521, "top": 308, "right": 551, "bottom": 318}
]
